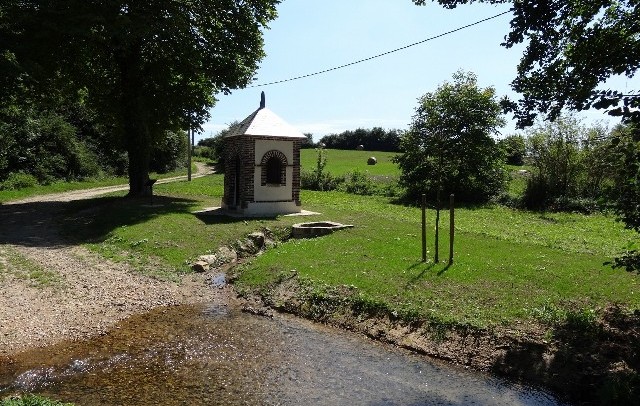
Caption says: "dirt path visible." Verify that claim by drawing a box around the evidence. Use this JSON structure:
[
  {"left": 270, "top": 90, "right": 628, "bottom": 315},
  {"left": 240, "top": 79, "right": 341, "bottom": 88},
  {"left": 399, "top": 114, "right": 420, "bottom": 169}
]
[{"left": 0, "top": 164, "right": 223, "bottom": 357}]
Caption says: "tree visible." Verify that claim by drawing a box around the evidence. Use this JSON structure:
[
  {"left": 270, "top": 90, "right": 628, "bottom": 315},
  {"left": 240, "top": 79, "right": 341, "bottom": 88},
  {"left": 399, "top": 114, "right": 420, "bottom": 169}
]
[
  {"left": 609, "top": 123, "right": 640, "bottom": 234},
  {"left": 1, "top": 0, "right": 280, "bottom": 196},
  {"left": 523, "top": 116, "right": 586, "bottom": 209},
  {"left": 196, "top": 121, "right": 241, "bottom": 171},
  {"left": 413, "top": 0, "right": 640, "bottom": 127},
  {"left": 319, "top": 127, "right": 402, "bottom": 152},
  {"left": 610, "top": 123, "right": 640, "bottom": 271},
  {"left": 301, "top": 133, "right": 315, "bottom": 149},
  {"left": 394, "top": 71, "right": 506, "bottom": 203},
  {"left": 498, "top": 134, "right": 526, "bottom": 166},
  {"left": 414, "top": 0, "right": 640, "bottom": 270}
]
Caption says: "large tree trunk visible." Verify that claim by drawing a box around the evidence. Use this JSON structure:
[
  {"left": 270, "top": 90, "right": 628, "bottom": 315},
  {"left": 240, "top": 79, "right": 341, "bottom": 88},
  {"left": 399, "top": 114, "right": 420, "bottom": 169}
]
[
  {"left": 117, "top": 41, "right": 151, "bottom": 197},
  {"left": 125, "top": 114, "right": 152, "bottom": 197}
]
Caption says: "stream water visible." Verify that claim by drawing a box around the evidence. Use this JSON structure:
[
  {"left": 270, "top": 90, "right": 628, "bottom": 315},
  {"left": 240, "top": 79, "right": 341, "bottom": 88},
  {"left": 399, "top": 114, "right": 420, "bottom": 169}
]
[{"left": 0, "top": 303, "right": 566, "bottom": 405}]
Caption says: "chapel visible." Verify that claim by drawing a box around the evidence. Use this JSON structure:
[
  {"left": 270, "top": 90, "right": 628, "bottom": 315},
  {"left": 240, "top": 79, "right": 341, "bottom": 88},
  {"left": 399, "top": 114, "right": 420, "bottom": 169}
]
[{"left": 221, "top": 92, "right": 306, "bottom": 216}]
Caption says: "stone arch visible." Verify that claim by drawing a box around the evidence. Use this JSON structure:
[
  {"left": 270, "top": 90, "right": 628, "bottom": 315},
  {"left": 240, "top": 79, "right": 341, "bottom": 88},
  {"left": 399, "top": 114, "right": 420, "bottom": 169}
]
[{"left": 260, "top": 149, "right": 287, "bottom": 186}]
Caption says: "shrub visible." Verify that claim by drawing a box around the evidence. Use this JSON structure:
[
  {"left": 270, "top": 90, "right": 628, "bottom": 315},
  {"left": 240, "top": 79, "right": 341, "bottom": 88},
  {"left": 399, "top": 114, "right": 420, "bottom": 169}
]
[
  {"left": 498, "top": 134, "right": 526, "bottom": 166},
  {"left": 300, "top": 146, "right": 344, "bottom": 191},
  {"left": 150, "top": 129, "right": 188, "bottom": 173},
  {"left": 300, "top": 170, "right": 343, "bottom": 191},
  {"left": 0, "top": 172, "right": 39, "bottom": 190},
  {"left": 341, "top": 170, "right": 376, "bottom": 195},
  {"left": 0, "top": 394, "right": 74, "bottom": 406}
]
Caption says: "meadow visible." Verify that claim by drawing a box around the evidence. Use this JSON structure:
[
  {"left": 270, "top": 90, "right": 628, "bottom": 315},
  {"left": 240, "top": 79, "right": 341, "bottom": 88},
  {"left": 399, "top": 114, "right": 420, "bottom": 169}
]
[
  {"left": 300, "top": 148, "right": 400, "bottom": 177},
  {"left": 4, "top": 148, "right": 638, "bottom": 329},
  {"left": 45, "top": 150, "right": 638, "bottom": 331}
]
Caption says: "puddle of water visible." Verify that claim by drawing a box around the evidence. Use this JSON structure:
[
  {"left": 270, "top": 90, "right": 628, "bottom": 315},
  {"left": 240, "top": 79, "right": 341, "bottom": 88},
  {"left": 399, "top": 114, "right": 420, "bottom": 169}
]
[
  {"left": 0, "top": 304, "right": 567, "bottom": 405},
  {"left": 209, "top": 273, "right": 227, "bottom": 288}
]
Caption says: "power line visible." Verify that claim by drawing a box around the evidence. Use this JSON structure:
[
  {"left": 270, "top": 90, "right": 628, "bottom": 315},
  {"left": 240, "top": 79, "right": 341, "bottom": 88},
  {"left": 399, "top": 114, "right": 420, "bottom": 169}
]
[{"left": 249, "top": 10, "right": 511, "bottom": 88}]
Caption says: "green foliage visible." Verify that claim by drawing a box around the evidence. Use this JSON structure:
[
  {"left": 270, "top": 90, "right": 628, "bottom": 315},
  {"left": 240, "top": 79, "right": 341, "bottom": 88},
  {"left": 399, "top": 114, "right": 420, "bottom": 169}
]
[
  {"left": 0, "top": 109, "right": 103, "bottom": 183},
  {"left": 196, "top": 121, "right": 241, "bottom": 172},
  {"left": 301, "top": 132, "right": 315, "bottom": 149},
  {"left": 414, "top": 0, "right": 639, "bottom": 126},
  {"left": 522, "top": 117, "right": 620, "bottom": 212},
  {"left": 300, "top": 146, "right": 343, "bottom": 191},
  {"left": 609, "top": 123, "right": 640, "bottom": 233},
  {"left": 340, "top": 170, "right": 377, "bottom": 195},
  {"left": 319, "top": 127, "right": 402, "bottom": 152},
  {"left": 150, "top": 130, "right": 188, "bottom": 174},
  {"left": 524, "top": 117, "right": 586, "bottom": 209},
  {"left": 0, "top": 172, "right": 38, "bottom": 190},
  {"left": 0, "top": 395, "right": 73, "bottom": 406},
  {"left": 394, "top": 70, "right": 506, "bottom": 203},
  {"left": 605, "top": 123, "right": 640, "bottom": 272},
  {"left": 498, "top": 134, "right": 526, "bottom": 166},
  {"left": 2, "top": 0, "right": 280, "bottom": 196},
  {"left": 300, "top": 170, "right": 343, "bottom": 192}
]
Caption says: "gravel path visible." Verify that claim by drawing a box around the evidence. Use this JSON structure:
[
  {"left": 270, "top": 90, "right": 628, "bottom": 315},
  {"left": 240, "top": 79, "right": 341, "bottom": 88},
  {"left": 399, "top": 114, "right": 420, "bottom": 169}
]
[{"left": 0, "top": 164, "right": 224, "bottom": 356}]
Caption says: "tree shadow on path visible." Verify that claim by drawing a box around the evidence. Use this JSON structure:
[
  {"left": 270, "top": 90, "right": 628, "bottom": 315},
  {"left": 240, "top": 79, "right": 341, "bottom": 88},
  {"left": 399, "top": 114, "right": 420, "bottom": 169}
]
[{"left": 0, "top": 195, "right": 200, "bottom": 248}]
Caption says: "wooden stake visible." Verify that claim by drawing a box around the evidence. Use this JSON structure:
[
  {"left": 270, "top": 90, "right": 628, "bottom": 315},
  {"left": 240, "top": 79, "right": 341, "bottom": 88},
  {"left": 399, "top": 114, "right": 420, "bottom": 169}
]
[
  {"left": 421, "top": 194, "right": 426, "bottom": 262},
  {"left": 449, "top": 193, "right": 455, "bottom": 264},
  {"left": 435, "top": 189, "right": 440, "bottom": 263}
]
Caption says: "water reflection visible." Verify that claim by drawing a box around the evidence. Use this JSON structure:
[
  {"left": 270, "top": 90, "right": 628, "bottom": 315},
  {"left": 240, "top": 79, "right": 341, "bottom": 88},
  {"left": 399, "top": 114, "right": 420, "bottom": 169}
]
[{"left": 0, "top": 304, "right": 566, "bottom": 405}]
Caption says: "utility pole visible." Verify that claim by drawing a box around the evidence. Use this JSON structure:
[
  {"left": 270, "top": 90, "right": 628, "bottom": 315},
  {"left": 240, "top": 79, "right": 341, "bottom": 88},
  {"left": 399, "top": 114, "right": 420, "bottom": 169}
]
[{"left": 187, "top": 127, "right": 192, "bottom": 181}]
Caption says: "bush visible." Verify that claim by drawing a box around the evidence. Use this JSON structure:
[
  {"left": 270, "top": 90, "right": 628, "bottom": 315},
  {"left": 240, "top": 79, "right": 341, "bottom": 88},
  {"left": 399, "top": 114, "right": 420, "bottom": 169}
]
[
  {"left": 0, "top": 172, "right": 39, "bottom": 190},
  {"left": 0, "top": 110, "right": 103, "bottom": 183},
  {"left": 522, "top": 174, "right": 549, "bottom": 210},
  {"left": 0, "top": 394, "right": 73, "bottom": 406},
  {"left": 340, "top": 170, "right": 376, "bottom": 195},
  {"left": 300, "top": 146, "right": 344, "bottom": 191},
  {"left": 499, "top": 134, "right": 526, "bottom": 166},
  {"left": 150, "top": 129, "right": 188, "bottom": 173},
  {"left": 300, "top": 170, "right": 343, "bottom": 191}
]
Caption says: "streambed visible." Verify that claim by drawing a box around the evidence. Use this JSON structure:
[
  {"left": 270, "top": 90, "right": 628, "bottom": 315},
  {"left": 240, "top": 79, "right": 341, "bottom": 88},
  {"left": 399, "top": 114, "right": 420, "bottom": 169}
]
[{"left": 0, "top": 303, "right": 566, "bottom": 405}]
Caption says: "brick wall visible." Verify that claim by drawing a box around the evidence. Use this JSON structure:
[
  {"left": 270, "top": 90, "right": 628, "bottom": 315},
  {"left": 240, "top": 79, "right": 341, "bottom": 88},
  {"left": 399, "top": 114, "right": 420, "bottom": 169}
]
[
  {"left": 224, "top": 135, "right": 303, "bottom": 209},
  {"left": 292, "top": 140, "right": 302, "bottom": 206}
]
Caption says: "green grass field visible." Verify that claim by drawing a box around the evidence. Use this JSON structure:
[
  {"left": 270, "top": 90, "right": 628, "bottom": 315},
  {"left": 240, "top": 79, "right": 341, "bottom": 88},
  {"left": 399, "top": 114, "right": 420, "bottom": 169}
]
[
  {"left": 238, "top": 189, "right": 639, "bottom": 328},
  {"left": 300, "top": 148, "right": 400, "bottom": 177},
  {"left": 53, "top": 171, "right": 639, "bottom": 330},
  {"left": 6, "top": 150, "right": 638, "bottom": 331}
]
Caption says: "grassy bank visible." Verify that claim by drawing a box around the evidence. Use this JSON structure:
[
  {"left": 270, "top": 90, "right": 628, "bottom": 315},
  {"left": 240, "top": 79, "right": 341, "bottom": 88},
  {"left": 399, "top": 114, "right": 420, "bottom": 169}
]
[
  {"left": 57, "top": 172, "right": 639, "bottom": 329},
  {"left": 237, "top": 189, "right": 639, "bottom": 329},
  {"left": 0, "top": 165, "right": 195, "bottom": 204}
]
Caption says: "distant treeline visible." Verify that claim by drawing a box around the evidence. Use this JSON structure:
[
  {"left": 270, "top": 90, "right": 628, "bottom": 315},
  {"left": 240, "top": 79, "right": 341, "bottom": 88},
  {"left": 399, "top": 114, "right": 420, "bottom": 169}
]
[{"left": 317, "top": 127, "right": 402, "bottom": 152}]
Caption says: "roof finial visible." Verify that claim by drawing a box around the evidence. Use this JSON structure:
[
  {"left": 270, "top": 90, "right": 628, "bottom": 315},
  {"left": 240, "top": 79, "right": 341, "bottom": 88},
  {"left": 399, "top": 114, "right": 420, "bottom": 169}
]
[{"left": 260, "top": 91, "right": 266, "bottom": 109}]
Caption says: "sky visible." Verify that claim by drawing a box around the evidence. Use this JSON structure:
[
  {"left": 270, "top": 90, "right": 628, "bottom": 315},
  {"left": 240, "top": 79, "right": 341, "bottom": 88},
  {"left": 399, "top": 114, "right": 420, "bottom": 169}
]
[{"left": 198, "top": 0, "right": 637, "bottom": 143}]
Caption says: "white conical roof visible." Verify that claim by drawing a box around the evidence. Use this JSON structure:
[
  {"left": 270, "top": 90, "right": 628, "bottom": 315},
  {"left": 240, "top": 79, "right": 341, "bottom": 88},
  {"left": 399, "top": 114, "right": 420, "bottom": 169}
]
[{"left": 226, "top": 93, "right": 306, "bottom": 139}]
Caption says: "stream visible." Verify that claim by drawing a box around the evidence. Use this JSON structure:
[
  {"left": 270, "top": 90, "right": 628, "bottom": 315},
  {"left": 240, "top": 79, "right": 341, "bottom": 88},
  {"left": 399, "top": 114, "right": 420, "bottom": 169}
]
[{"left": 0, "top": 303, "right": 566, "bottom": 405}]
